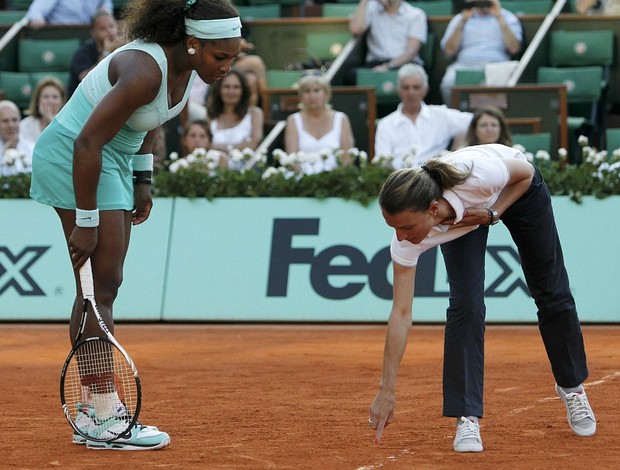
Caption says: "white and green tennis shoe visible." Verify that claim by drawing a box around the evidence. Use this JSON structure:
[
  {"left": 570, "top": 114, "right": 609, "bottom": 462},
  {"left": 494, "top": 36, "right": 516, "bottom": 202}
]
[{"left": 85, "top": 423, "right": 170, "bottom": 450}]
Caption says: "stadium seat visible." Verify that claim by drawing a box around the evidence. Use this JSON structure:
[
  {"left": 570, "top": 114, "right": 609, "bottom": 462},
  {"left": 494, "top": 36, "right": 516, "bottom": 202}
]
[
  {"left": 355, "top": 69, "right": 399, "bottom": 107},
  {"left": 305, "top": 32, "right": 352, "bottom": 62},
  {"left": 0, "top": 11, "right": 27, "bottom": 24},
  {"left": 513, "top": 132, "right": 552, "bottom": 154},
  {"left": 407, "top": 1, "right": 453, "bottom": 16},
  {"left": 605, "top": 128, "right": 620, "bottom": 152},
  {"left": 266, "top": 69, "right": 302, "bottom": 88},
  {"left": 322, "top": 3, "right": 357, "bottom": 17},
  {"left": 501, "top": 0, "right": 550, "bottom": 15},
  {"left": 0, "top": 71, "right": 33, "bottom": 110},
  {"left": 454, "top": 69, "right": 486, "bottom": 86},
  {"left": 18, "top": 38, "right": 80, "bottom": 73},
  {"left": 237, "top": 4, "right": 281, "bottom": 19},
  {"left": 30, "top": 71, "right": 70, "bottom": 89}
]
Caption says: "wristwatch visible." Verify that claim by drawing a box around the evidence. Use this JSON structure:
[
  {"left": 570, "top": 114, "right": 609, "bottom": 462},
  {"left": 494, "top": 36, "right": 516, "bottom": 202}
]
[{"left": 487, "top": 208, "right": 500, "bottom": 226}]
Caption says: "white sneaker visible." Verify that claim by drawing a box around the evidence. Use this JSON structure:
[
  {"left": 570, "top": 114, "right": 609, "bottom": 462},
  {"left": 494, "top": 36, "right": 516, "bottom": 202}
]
[
  {"left": 555, "top": 383, "right": 596, "bottom": 437},
  {"left": 453, "top": 417, "right": 483, "bottom": 452}
]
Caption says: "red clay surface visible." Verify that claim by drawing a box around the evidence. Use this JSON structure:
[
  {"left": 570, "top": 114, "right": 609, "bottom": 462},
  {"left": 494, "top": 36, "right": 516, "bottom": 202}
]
[{"left": 1, "top": 324, "right": 619, "bottom": 469}]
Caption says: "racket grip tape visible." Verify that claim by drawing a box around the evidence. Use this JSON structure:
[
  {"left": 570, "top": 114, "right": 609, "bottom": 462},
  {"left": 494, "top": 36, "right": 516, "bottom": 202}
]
[{"left": 79, "top": 258, "right": 95, "bottom": 298}]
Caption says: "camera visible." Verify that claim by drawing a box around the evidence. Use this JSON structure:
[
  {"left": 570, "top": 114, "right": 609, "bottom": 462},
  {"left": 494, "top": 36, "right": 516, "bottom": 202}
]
[{"left": 463, "top": 0, "right": 493, "bottom": 9}]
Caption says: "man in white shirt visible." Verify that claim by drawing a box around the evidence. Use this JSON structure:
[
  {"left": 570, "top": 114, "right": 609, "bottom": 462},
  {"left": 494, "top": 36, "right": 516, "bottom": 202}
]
[
  {"left": 349, "top": 0, "right": 427, "bottom": 72},
  {"left": 0, "top": 100, "right": 31, "bottom": 176},
  {"left": 374, "top": 64, "right": 473, "bottom": 168}
]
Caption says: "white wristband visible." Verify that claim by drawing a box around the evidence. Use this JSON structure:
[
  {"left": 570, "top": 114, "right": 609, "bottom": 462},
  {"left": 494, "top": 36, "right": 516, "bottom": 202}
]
[
  {"left": 131, "top": 153, "right": 154, "bottom": 171},
  {"left": 75, "top": 208, "right": 99, "bottom": 228}
]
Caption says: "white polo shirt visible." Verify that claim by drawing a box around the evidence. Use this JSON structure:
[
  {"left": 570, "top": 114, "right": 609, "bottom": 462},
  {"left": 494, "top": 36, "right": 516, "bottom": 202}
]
[
  {"left": 375, "top": 102, "right": 473, "bottom": 168},
  {"left": 389, "top": 144, "right": 529, "bottom": 267},
  {"left": 364, "top": 1, "right": 427, "bottom": 62}
]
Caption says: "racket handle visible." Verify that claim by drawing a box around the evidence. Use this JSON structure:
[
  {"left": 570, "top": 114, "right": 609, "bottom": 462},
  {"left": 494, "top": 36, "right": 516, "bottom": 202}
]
[{"left": 79, "top": 258, "right": 95, "bottom": 298}]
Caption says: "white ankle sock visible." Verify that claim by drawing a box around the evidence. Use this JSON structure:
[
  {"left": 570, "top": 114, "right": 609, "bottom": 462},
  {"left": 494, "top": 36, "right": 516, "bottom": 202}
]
[{"left": 561, "top": 385, "right": 584, "bottom": 394}]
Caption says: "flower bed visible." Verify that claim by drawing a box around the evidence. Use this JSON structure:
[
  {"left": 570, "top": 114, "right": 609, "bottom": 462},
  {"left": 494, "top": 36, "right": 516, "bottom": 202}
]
[{"left": 3, "top": 140, "right": 620, "bottom": 204}]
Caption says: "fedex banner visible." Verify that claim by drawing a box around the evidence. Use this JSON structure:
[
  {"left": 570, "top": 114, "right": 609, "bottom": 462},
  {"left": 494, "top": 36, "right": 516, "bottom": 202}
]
[{"left": 1, "top": 197, "right": 619, "bottom": 323}]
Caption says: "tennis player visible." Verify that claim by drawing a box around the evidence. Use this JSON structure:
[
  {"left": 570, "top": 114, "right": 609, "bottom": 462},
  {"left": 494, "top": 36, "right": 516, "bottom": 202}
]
[
  {"left": 368, "top": 143, "right": 596, "bottom": 452},
  {"left": 30, "top": 0, "right": 242, "bottom": 450}
]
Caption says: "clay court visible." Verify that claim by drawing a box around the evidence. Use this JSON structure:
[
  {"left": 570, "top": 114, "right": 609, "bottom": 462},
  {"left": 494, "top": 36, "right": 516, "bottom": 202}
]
[{"left": 1, "top": 323, "right": 619, "bottom": 469}]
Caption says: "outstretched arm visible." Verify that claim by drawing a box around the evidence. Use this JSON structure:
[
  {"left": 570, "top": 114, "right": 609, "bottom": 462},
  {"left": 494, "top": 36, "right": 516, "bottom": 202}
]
[{"left": 369, "top": 261, "right": 416, "bottom": 443}]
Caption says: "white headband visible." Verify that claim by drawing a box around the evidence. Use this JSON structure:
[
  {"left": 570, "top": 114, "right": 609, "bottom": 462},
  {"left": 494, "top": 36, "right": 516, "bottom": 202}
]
[{"left": 185, "top": 17, "right": 242, "bottom": 40}]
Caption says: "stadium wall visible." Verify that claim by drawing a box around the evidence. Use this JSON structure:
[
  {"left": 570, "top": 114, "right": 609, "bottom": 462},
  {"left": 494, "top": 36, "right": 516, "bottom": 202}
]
[{"left": 1, "top": 197, "right": 618, "bottom": 323}]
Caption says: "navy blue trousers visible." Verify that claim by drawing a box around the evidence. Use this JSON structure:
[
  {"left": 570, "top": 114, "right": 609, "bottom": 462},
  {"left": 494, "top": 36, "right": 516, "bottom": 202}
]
[{"left": 439, "top": 169, "right": 589, "bottom": 418}]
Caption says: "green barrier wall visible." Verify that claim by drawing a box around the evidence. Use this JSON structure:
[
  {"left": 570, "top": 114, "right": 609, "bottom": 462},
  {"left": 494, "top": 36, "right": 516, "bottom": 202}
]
[{"left": 1, "top": 197, "right": 618, "bottom": 323}]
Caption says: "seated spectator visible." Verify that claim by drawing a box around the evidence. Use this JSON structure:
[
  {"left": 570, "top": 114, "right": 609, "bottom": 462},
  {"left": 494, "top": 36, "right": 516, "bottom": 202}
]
[
  {"left": 440, "top": 0, "right": 522, "bottom": 105},
  {"left": 19, "top": 76, "right": 67, "bottom": 159},
  {"left": 348, "top": 0, "right": 427, "bottom": 81},
  {"left": 464, "top": 106, "right": 513, "bottom": 146},
  {"left": 284, "top": 73, "right": 355, "bottom": 174},
  {"left": 375, "top": 64, "right": 473, "bottom": 169},
  {"left": 67, "top": 9, "right": 124, "bottom": 97},
  {"left": 181, "top": 119, "right": 211, "bottom": 156},
  {"left": 26, "top": 0, "right": 114, "bottom": 29},
  {"left": 205, "top": 68, "right": 264, "bottom": 169},
  {"left": 0, "top": 101, "right": 31, "bottom": 176}
]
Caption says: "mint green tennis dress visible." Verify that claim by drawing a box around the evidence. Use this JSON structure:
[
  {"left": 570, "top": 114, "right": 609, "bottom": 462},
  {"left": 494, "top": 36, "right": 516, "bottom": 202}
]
[{"left": 30, "top": 40, "right": 196, "bottom": 210}]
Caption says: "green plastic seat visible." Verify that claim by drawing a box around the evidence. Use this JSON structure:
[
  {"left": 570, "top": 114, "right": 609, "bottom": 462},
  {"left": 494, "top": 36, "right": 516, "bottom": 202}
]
[
  {"left": 513, "top": 132, "right": 552, "bottom": 154},
  {"left": 549, "top": 30, "right": 614, "bottom": 68},
  {"left": 605, "top": 128, "right": 620, "bottom": 153},
  {"left": 355, "top": 69, "right": 399, "bottom": 106},
  {"left": 501, "top": 0, "right": 550, "bottom": 15},
  {"left": 0, "top": 71, "right": 34, "bottom": 110},
  {"left": 266, "top": 69, "right": 302, "bottom": 88},
  {"left": 407, "top": 0, "right": 452, "bottom": 16},
  {"left": 306, "top": 32, "right": 352, "bottom": 61},
  {"left": 322, "top": 3, "right": 357, "bottom": 17},
  {"left": 454, "top": 69, "right": 486, "bottom": 86},
  {"left": 18, "top": 38, "right": 80, "bottom": 73},
  {"left": 237, "top": 4, "right": 282, "bottom": 20}
]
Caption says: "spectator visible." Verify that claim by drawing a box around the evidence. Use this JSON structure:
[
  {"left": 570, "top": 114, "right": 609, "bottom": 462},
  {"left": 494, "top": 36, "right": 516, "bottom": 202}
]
[
  {"left": 205, "top": 68, "right": 264, "bottom": 169},
  {"left": 464, "top": 106, "right": 513, "bottom": 146},
  {"left": 19, "top": 76, "right": 67, "bottom": 160},
  {"left": 348, "top": 0, "right": 427, "bottom": 80},
  {"left": 0, "top": 100, "right": 31, "bottom": 176},
  {"left": 284, "top": 73, "right": 355, "bottom": 174},
  {"left": 375, "top": 64, "right": 472, "bottom": 169},
  {"left": 181, "top": 119, "right": 209, "bottom": 154},
  {"left": 67, "top": 9, "right": 124, "bottom": 97},
  {"left": 26, "top": 0, "right": 114, "bottom": 29},
  {"left": 440, "top": 0, "right": 522, "bottom": 105}
]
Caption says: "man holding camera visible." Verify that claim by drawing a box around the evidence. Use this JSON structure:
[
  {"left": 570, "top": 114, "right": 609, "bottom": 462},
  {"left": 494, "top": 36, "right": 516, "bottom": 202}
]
[{"left": 439, "top": 0, "right": 522, "bottom": 105}]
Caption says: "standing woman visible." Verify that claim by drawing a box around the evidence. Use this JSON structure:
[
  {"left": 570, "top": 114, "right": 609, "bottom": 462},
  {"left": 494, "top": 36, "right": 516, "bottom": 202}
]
[
  {"left": 369, "top": 144, "right": 596, "bottom": 453},
  {"left": 205, "top": 67, "right": 263, "bottom": 168},
  {"left": 29, "top": 0, "right": 242, "bottom": 451},
  {"left": 284, "top": 73, "right": 354, "bottom": 174}
]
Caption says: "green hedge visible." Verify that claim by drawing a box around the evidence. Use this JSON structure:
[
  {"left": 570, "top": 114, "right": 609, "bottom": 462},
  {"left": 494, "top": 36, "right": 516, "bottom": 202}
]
[{"left": 3, "top": 144, "right": 620, "bottom": 205}]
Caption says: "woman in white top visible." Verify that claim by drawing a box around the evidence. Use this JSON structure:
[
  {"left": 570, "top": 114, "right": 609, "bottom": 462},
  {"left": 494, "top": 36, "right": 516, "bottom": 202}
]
[
  {"left": 368, "top": 144, "right": 595, "bottom": 453},
  {"left": 284, "top": 73, "right": 354, "bottom": 174},
  {"left": 205, "top": 67, "right": 263, "bottom": 169},
  {"left": 19, "top": 75, "right": 66, "bottom": 159}
]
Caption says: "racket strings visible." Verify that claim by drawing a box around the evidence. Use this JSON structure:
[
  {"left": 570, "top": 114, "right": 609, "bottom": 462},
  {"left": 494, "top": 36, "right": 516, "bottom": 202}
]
[{"left": 64, "top": 339, "right": 139, "bottom": 440}]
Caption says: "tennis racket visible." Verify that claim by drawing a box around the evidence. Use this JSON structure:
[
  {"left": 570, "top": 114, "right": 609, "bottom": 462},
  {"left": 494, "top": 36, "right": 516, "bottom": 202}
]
[{"left": 60, "top": 258, "right": 142, "bottom": 442}]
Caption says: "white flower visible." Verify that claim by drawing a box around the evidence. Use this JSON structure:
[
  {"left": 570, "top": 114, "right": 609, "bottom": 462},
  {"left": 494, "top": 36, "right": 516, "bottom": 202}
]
[
  {"left": 534, "top": 150, "right": 550, "bottom": 161},
  {"left": 169, "top": 152, "right": 179, "bottom": 161},
  {"left": 261, "top": 166, "right": 280, "bottom": 179},
  {"left": 558, "top": 148, "right": 568, "bottom": 158},
  {"left": 2, "top": 148, "right": 23, "bottom": 166},
  {"left": 577, "top": 135, "right": 589, "bottom": 145}
]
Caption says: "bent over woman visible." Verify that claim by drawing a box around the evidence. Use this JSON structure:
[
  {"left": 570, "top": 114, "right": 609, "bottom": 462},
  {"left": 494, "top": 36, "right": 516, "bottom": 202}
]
[
  {"left": 368, "top": 143, "right": 596, "bottom": 453},
  {"left": 30, "top": 0, "right": 242, "bottom": 451}
]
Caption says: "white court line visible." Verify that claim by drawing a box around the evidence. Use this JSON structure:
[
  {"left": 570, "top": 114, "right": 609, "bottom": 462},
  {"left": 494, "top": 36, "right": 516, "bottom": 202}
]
[
  {"left": 356, "top": 372, "right": 619, "bottom": 469},
  {"left": 508, "top": 371, "right": 620, "bottom": 415}
]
